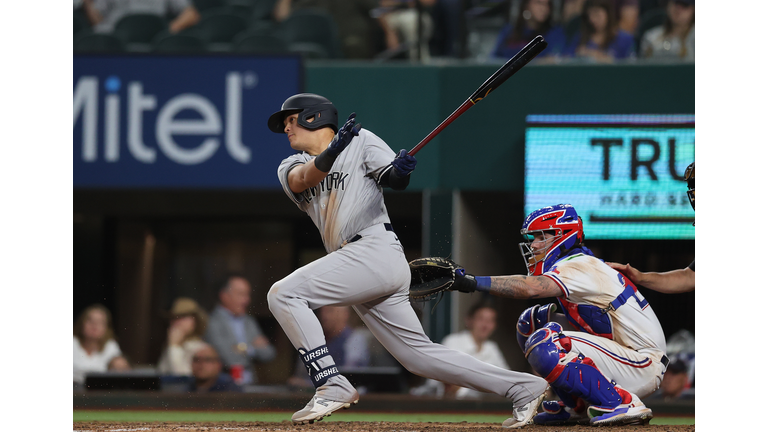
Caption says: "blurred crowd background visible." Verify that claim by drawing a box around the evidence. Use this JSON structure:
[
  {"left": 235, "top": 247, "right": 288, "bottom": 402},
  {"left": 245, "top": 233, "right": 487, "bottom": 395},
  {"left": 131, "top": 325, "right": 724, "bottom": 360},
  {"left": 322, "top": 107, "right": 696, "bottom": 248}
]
[
  {"left": 73, "top": 0, "right": 694, "bottom": 63},
  {"left": 74, "top": 275, "right": 694, "bottom": 401},
  {"left": 73, "top": 0, "right": 694, "bottom": 405}
]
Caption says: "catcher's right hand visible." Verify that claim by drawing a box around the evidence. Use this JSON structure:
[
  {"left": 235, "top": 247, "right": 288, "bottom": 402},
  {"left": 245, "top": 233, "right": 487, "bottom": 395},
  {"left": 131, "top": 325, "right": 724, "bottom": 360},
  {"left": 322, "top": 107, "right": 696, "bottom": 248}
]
[{"left": 409, "top": 257, "right": 478, "bottom": 300}]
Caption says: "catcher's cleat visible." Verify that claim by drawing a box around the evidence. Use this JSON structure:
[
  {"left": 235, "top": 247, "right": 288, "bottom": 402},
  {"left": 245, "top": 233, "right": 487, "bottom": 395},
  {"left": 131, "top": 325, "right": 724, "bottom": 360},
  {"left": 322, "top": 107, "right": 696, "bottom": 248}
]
[
  {"left": 533, "top": 400, "right": 590, "bottom": 426},
  {"left": 291, "top": 393, "right": 359, "bottom": 425},
  {"left": 501, "top": 390, "right": 546, "bottom": 429},
  {"left": 588, "top": 391, "right": 653, "bottom": 426}
]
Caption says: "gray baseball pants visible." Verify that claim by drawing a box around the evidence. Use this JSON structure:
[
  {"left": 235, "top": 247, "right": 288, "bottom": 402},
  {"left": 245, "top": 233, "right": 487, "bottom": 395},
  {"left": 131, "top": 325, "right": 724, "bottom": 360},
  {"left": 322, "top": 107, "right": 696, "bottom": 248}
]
[{"left": 267, "top": 225, "right": 547, "bottom": 406}]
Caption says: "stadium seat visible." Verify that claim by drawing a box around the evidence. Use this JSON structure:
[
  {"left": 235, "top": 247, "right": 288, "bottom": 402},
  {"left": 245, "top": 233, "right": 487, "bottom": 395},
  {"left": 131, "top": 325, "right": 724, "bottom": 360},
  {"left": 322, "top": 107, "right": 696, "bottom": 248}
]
[
  {"left": 233, "top": 33, "right": 288, "bottom": 54},
  {"left": 193, "top": 12, "right": 250, "bottom": 43},
  {"left": 565, "top": 16, "right": 581, "bottom": 41},
  {"left": 247, "top": 20, "right": 276, "bottom": 36},
  {"left": 153, "top": 34, "right": 207, "bottom": 53},
  {"left": 193, "top": 0, "right": 227, "bottom": 12},
  {"left": 288, "top": 42, "right": 329, "bottom": 59},
  {"left": 274, "top": 9, "right": 343, "bottom": 58},
  {"left": 635, "top": 8, "right": 668, "bottom": 52},
  {"left": 226, "top": 0, "right": 255, "bottom": 17},
  {"left": 74, "top": 13, "right": 90, "bottom": 37},
  {"left": 113, "top": 14, "right": 167, "bottom": 44},
  {"left": 74, "top": 34, "right": 125, "bottom": 53},
  {"left": 637, "top": 8, "right": 667, "bottom": 38},
  {"left": 251, "top": 0, "right": 277, "bottom": 21}
]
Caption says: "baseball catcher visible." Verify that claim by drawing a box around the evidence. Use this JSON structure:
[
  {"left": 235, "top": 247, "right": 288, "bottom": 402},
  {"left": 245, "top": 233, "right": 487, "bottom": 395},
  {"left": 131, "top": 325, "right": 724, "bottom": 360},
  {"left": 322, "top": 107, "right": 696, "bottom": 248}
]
[{"left": 410, "top": 204, "right": 669, "bottom": 426}]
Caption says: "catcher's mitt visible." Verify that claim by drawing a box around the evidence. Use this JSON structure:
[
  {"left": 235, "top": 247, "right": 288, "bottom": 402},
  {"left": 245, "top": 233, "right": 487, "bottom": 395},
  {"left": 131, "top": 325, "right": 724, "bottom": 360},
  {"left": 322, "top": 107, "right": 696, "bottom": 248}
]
[{"left": 408, "top": 257, "right": 462, "bottom": 300}]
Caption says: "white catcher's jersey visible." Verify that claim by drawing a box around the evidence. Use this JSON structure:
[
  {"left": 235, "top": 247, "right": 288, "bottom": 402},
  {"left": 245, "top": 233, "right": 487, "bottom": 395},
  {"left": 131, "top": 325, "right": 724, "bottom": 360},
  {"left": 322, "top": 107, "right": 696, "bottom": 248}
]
[
  {"left": 543, "top": 254, "right": 666, "bottom": 355},
  {"left": 277, "top": 129, "right": 395, "bottom": 253}
]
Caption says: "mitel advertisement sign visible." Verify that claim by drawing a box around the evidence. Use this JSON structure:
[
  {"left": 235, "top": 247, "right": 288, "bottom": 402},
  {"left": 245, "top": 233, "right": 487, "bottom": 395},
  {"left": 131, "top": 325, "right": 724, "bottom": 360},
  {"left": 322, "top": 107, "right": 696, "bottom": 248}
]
[{"left": 73, "top": 55, "right": 302, "bottom": 188}]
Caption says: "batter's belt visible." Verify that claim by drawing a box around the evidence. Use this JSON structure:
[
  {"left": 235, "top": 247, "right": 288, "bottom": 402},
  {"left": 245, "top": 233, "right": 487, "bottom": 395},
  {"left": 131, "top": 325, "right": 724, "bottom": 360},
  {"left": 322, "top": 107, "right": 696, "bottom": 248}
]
[{"left": 341, "top": 223, "right": 394, "bottom": 247}]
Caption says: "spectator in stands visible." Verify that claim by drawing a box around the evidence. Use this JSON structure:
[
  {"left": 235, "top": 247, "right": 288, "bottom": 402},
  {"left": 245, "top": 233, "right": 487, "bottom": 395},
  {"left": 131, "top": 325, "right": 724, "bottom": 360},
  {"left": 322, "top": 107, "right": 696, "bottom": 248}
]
[
  {"left": 648, "top": 329, "right": 695, "bottom": 400},
  {"left": 658, "top": 359, "right": 691, "bottom": 399},
  {"left": 288, "top": 306, "right": 371, "bottom": 388},
  {"left": 491, "top": 0, "right": 567, "bottom": 60},
  {"left": 73, "top": 304, "right": 125, "bottom": 385},
  {"left": 411, "top": 302, "right": 509, "bottom": 399},
  {"left": 562, "top": 0, "right": 635, "bottom": 62},
  {"left": 378, "top": 0, "right": 436, "bottom": 61},
  {"left": 562, "top": 0, "right": 639, "bottom": 35},
  {"left": 188, "top": 343, "right": 242, "bottom": 392},
  {"left": 80, "top": 0, "right": 200, "bottom": 34},
  {"left": 204, "top": 273, "right": 276, "bottom": 385},
  {"left": 108, "top": 355, "right": 131, "bottom": 371},
  {"left": 272, "top": 0, "right": 384, "bottom": 59},
  {"left": 157, "top": 297, "right": 209, "bottom": 376},
  {"left": 428, "top": 0, "right": 461, "bottom": 57},
  {"left": 639, "top": 0, "right": 694, "bottom": 61}
]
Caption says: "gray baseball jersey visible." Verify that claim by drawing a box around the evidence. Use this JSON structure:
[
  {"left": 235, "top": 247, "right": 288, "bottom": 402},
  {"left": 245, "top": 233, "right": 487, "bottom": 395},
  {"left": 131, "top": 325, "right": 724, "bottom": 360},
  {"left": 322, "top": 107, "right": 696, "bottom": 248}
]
[
  {"left": 277, "top": 129, "right": 393, "bottom": 252},
  {"left": 269, "top": 128, "right": 547, "bottom": 408}
]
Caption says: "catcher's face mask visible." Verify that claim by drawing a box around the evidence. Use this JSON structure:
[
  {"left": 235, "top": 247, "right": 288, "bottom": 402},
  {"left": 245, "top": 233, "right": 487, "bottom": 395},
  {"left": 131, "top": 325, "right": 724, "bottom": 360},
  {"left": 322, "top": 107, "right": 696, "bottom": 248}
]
[
  {"left": 519, "top": 204, "right": 585, "bottom": 276},
  {"left": 519, "top": 230, "right": 561, "bottom": 276}
]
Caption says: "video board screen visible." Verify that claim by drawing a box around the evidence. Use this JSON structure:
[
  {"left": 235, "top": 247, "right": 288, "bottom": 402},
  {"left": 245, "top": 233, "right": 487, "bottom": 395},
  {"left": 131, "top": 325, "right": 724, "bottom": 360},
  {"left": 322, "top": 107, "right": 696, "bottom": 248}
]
[{"left": 524, "top": 115, "right": 695, "bottom": 240}]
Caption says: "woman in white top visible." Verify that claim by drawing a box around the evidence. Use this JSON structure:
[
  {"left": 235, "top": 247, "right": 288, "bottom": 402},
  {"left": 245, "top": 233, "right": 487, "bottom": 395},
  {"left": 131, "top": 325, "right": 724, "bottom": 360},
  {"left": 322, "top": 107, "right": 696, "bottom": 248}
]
[
  {"left": 156, "top": 297, "right": 208, "bottom": 376},
  {"left": 640, "top": 0, "right": 694, "bottom": 61},
  {"left": 73, "top": 304, "right": 124, "bottom": 385},
  {"left": 411, "top": 302, "right": 509, "bottom": 399}
]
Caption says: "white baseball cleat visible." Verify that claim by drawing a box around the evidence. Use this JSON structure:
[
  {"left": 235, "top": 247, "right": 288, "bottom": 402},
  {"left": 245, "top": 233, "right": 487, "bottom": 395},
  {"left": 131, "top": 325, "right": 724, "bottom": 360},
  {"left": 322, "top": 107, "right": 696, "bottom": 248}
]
[
  {"left": 502, "top": 390, "right": 546, "bottom": 429},
  {"left": 291, "top": 392, "right": 359, "bottom": 425}
]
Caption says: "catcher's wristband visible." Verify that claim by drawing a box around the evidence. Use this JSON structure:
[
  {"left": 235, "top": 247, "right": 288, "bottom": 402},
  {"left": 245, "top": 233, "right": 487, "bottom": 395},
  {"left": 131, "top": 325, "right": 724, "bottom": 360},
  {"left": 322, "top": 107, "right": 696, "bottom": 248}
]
[{"left": 476, "top": 276, "right": 491, "bottom": 293}]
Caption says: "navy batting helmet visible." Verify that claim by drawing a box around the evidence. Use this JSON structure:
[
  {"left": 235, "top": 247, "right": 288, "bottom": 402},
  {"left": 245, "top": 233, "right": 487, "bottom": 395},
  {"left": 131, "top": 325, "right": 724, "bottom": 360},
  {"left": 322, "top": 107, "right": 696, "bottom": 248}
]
[{"left": 267, "top": 93, "right": 338, "bottom": 134}]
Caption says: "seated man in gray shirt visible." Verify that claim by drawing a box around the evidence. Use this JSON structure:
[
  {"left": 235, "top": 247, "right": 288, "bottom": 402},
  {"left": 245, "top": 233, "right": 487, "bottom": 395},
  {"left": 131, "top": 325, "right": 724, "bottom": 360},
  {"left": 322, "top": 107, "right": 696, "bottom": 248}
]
[{"left": 204, "top": 274, "right": 277, "bottom": 385}]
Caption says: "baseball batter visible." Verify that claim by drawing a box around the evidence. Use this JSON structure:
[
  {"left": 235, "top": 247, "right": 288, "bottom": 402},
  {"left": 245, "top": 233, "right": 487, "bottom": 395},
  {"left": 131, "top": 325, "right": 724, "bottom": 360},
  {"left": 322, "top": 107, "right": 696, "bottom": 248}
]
[
  {"left": 266, "top": 93, "right": 548, "bottom": 428},
  {"left": 444, "top": 204, "right": 668, "bottom": 426}
]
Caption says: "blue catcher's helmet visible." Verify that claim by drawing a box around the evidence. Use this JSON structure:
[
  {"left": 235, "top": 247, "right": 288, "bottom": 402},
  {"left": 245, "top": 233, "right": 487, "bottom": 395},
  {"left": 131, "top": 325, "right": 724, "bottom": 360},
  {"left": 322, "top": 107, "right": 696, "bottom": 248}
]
[{"left": 519, "top": 204, "right": 584, "bottom": 276}]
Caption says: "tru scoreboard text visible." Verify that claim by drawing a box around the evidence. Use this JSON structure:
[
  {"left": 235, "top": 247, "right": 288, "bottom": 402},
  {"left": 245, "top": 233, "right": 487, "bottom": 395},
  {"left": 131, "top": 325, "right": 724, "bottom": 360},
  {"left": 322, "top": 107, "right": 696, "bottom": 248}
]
[{"left": 524, "top": 114, "right": 695, "bottom": 240}]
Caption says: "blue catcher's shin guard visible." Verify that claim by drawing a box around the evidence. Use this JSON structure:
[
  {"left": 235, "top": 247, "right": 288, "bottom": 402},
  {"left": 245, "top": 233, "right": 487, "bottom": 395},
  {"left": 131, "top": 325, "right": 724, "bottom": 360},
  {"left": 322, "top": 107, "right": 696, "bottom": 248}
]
[{"left": 524, "top": 324, "right": 626, "bottom": 411}]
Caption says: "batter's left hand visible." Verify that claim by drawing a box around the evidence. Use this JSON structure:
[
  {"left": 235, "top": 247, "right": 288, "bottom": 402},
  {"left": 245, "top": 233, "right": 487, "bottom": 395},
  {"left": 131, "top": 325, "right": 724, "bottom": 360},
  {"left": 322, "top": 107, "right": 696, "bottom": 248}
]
[
  {"left": 392, "top": 149, "right": 417, "bottom": 176},
  {"left": 327, "top": 113, "right": 362, "bottom": 157}
]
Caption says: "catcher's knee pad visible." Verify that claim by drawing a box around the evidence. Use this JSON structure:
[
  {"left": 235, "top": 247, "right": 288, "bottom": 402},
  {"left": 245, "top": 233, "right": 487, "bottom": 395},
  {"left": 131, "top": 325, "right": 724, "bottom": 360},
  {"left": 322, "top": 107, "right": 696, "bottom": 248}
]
[
  {"left": 524, "top": 322, "right": 571, "bottom": 377},
  {"left": 525, "top": 326, "right": 623, "bottom": 410},
  {"left": 516, "top": 303, "right": 557, "bottom": 351}
]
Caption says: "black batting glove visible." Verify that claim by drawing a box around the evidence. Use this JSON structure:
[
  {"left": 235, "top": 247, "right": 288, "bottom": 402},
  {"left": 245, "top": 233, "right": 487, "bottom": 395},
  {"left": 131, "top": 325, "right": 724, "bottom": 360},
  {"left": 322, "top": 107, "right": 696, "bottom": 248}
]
[
  {"left": 315, "top": 113, "right": 361, "bottom": 172},
  {"left": 327, "top": 113, "right": 361, "bottom": 157},
  {"left": 392, "top": 149, "right": 417, "bottom": 176}
]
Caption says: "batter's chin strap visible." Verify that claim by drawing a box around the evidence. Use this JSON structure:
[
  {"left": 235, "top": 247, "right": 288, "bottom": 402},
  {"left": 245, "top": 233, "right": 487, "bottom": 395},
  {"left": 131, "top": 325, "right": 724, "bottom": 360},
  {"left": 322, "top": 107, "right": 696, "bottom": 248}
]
[{"left": 298, "top": 345, "right": 339, "bottom": 388}]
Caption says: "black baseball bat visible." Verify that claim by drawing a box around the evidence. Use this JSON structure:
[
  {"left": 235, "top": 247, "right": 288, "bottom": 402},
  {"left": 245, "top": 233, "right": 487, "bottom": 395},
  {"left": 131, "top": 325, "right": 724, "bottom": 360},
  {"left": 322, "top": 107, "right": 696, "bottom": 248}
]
[{"left": 408, "top": 35, "right": 548, "bottom": 156}]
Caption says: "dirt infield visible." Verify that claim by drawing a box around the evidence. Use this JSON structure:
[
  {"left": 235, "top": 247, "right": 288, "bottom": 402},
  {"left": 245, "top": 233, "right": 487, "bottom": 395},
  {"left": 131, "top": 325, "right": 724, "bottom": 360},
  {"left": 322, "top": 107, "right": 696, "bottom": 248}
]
[{"left": 73, "top": 422, "right": 695, "bottom": 432}]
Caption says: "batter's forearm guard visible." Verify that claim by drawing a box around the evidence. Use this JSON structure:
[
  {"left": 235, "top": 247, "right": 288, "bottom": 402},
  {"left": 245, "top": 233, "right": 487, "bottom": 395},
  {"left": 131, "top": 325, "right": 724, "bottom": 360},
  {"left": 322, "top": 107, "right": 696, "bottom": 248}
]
[
  {"left": 314, "top": 149, "right": 337, "bottom": 172},
  {"left": 379, "top": 165, "right": 410, "bottom": 190}
]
